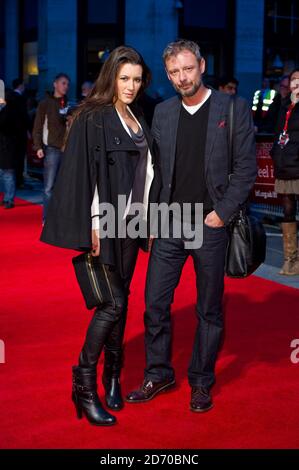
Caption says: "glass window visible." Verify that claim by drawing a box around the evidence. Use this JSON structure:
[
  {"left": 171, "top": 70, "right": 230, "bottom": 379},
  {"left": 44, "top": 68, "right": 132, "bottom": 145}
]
[
  {"left": 88, "top": 0, "right": 118, "bottom": 24},
  {"left": 184, "top": 0, "right": 227, "bottom": 29},
  {"left": 22, "top": 0, "right": 38, "bottom": 31}
]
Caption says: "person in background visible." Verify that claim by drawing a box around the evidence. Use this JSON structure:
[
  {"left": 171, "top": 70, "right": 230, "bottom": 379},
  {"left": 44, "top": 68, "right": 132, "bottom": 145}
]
[
  {"left": 32, "top": 73, "right": 70, "bottom": 225},
  {"left": 270, "top": 69, "right": 299, "bottom": 276},
  {"left": 0, "top": 90, "right": 19, "bottom": 208},
  {"left": 80, "top": 81, "right": 94, "bottom": 100},
  {"left": 252, "top": 78, "right": 277, "bottom": 130},
  {"left": 218, "top": 76, "right": 239, "bottom": 96},
  {"left": 259, "top": 75, "right": 290, "bottom": 134},
  {"left": 11, "top": 78, "right": 30, "bottom": 188}
]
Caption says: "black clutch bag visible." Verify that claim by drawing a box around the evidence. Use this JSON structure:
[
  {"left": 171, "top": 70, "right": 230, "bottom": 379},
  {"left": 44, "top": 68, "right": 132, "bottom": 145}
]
[{"left": 72, "top": 252, "right": 115, "bottom": 310}]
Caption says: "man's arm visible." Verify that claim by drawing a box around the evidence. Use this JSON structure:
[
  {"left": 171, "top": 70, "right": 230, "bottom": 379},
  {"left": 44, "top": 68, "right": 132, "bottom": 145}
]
[
  {"left": 151, "top": 105, "right": 161, "bottom": 146},
  {"left": 32, "top": 100, "right": 46, "bottom": 152},
  {"left": 214, "top": 98, "right": 257, "bottom": 224}
]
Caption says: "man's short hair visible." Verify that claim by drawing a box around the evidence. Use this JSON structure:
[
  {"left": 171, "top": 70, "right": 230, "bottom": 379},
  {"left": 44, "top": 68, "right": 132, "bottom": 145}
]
[
  {"left": 218, "top": 76, "right": 239, "bottom": 88},
  {"left": 163, "top": 39, "right": 202, "bottom": 64},
  {"left": 12, "top": 78, "right": 24, "bottom": 89},
  {"left": 54, "top": 73, "right": 70, "bottom": 82}
]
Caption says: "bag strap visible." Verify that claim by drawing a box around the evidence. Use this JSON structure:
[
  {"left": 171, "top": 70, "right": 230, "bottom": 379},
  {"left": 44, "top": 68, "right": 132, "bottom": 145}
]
[{"left": 228, "top": 96, "right": 235, "bottom": 179}]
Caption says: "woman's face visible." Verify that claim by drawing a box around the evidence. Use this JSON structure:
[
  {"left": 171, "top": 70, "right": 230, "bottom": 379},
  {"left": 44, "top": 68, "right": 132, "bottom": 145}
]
[{"left": 115, "top": 63, "right": 143, "bottom": 106}]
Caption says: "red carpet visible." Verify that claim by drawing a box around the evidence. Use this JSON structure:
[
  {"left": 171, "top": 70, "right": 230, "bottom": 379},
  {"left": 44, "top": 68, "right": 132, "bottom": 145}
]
[{"left": 0, "top": 197, "right": 299, "bottom": 449}]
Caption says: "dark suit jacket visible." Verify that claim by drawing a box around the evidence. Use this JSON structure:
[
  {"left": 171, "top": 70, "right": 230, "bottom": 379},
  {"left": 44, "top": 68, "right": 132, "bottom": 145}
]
[
  {"left": 151, "top": 89, "right": 257, "bottom": 224},
  {"left": 40, "top": 104, "right": 161, "bottom": 276}
]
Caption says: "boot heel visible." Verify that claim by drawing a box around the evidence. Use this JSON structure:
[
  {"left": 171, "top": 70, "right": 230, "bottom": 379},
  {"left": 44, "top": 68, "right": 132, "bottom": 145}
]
[{"left": 72, "top": 392, "right": 83, "bottom": 419}]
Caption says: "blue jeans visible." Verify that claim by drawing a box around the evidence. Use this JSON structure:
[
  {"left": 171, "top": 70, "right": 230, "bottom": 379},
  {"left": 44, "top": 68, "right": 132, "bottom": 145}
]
[
  {"left": 144, "top": 224, "right": 228, "bottom": 389},
  {"left": 43, "top": 146, "right": 62, "bottom": 223},
  {"left": 0, "top": 169, "right": 16, "bottom": 203}
]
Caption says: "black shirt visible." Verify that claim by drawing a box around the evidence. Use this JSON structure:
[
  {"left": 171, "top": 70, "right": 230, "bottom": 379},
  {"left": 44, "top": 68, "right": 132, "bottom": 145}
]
[{"left": 170, "top": 98, "right": 213, "bottom": 221}]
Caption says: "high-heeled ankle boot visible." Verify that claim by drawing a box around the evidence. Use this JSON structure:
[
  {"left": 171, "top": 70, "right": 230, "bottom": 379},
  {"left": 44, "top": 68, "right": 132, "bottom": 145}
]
[
  {"left": 102, "top": 347, "right": 124, "bottom": 411},
  {"left": 72, "top": 365, "right": 116, "bottom": 426}
]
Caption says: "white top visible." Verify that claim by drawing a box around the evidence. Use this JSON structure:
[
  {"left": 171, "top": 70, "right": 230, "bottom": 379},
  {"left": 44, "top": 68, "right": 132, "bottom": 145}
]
[
  {"left": 182, "top": 88, "right": 211, "bottom": 115},
  {"left": 91, "top": 106, "right": 154, "bottom": 230}
]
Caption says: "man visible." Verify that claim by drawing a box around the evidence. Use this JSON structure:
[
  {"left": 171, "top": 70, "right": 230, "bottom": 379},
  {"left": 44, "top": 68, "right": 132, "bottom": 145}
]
[
  {"left": 33, "top": 73, "right": 70, "bottom": 224},
  {"left": 0, "top": 89, "right": 20, "bottom": 209},
  {"left": 259, "top": 75, "right": 290, "bottom": 133},
  {"left": 80, "top": 80, "right": 93, "bottom": 100},
  {"left": 218, "top": 75, "right": 239, "bottom": 96},
  {"left": 11, "top": 78, "right": 29, "bottom": 188},
  {"left": 126, "top": 40, "right": 256, "bottom": 412}
]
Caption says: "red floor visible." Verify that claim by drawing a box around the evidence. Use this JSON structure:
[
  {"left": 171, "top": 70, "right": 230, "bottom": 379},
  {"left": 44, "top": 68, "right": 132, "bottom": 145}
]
[{"left": 0, "top": 197, "right": 299, "bottom": 448}]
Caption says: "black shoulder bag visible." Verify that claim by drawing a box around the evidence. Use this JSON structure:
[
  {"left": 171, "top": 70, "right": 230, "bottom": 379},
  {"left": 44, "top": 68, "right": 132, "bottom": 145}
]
[{"left": 225, "top": 97, "right": 266, "bottom": 278}]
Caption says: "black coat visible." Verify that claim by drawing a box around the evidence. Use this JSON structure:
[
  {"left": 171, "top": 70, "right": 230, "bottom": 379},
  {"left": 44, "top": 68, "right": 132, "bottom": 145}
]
[
  {"left": 40, "top": 104, "right": 161, "bottom": 276},
  {"left": 0, "top": 91, "right": 20, "bottom": 169},
  {"left": 270, "top": 96, "right": 299, "bottom": 180},
  {"left": 152, "top": 90, "right": 257, "bottom": 224}
]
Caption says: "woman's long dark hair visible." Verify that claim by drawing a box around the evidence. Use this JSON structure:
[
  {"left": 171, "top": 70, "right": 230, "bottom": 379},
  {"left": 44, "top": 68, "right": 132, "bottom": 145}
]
[{"left": 73, "top": 46, "right": 151, "bottom": 120}]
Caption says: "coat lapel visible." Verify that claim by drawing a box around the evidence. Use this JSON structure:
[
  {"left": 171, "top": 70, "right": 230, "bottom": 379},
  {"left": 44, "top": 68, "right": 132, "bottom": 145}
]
[
  {"left": 102, "top": 106, "right": 138, "bottom": 152},
  {"left": 204, "top": 90, "right": 223, "bottom": 175},
  {"left": 167, "top": 96, "right": 182, "bottom": 176}
]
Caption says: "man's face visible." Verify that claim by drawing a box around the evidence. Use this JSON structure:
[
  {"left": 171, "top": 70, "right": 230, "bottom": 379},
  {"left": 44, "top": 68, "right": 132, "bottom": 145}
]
[
  {"left": 54, "top": 77, "right": 69, "bottom": 96},
  {"left": 279, "top": 78, "right": 290, "bottom": 98},
  {"left": 220, "top": 82, "right": 237, "bottom": 95},
  {"left": 165, "top": 50, "right": 205, "bottom": 98}
]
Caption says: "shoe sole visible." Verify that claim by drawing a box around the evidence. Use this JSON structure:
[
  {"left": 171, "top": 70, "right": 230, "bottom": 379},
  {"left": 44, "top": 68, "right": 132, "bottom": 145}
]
[
  {"left": 190, "top": 403, "right": 214, "bottom": 413},
  {"left": 125, "top": 380, "right": 176, "bottom": 404}
]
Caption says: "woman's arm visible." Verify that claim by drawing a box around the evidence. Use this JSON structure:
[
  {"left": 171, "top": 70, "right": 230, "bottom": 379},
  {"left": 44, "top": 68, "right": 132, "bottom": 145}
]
[{"left": 91, "top": 184, "right": 100, "bottom": 256}]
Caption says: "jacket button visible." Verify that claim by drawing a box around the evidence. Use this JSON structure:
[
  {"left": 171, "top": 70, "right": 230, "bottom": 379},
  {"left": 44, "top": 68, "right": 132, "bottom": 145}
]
[
  {"left": 114, "top": 137, "right": 121, "bottom": 145},
  {"left": 94, "top": 145, "right": 100, "bottom": 151},
  {"left": 108, "top": 157, "right": 115, "bottom": 165},
  {"left": 168, "top": 183, "right": 172, "bottom": 189}
]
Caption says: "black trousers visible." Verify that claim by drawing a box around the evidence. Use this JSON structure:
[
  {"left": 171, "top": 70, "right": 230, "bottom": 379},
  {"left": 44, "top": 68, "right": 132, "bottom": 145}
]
[
  {"left": 79, "top": 236, "right": 140, "bottom": 369},
  {"left": 144, "top": 224, "right": 228, "bottom": 390}
]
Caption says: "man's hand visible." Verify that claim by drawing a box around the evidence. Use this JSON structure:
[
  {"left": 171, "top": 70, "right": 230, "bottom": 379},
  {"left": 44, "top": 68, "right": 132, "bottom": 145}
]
[
  {"left": 91, "top": 229, "right": 100, "bottom": 257},
  {"left": 204, "top": 210, "right": 224, "bottom": 228},
  {"left": 37, "top": 149, "right": 44, "bottom": 159}
]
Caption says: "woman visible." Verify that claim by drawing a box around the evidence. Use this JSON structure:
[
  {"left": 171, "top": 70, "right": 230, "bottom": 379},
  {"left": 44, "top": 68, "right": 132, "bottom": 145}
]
[
  {"left": 40, "top": 46, "right": 161, "bottom": 425},
  {"left": 271, "top": 69, "right": 299, "bottom": 275}
]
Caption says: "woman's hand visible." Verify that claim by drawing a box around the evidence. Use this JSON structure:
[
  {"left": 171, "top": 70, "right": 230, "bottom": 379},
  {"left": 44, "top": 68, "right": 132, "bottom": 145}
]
[{"left": 91, "top": 229, "right": 100, "bottom": 257}]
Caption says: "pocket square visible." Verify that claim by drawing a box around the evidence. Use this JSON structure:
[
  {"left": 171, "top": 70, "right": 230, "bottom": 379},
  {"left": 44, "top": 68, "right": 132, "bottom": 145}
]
[{"left": 218, "top": 120, "right": 227, "bottom": 128}]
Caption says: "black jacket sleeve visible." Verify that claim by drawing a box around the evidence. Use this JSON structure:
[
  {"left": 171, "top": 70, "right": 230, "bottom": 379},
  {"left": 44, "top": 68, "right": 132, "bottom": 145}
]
[
  {"left": 40, "top": 113, "right": 97, "bottom": 251},
  {"left": 214, "top": 97, "right": 257, "bottom": 224}
]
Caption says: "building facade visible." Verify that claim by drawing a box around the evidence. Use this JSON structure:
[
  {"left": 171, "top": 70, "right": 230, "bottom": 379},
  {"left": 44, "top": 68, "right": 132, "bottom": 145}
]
[{"left": 0, "top": 0, "right": 299, "bottom": 102}]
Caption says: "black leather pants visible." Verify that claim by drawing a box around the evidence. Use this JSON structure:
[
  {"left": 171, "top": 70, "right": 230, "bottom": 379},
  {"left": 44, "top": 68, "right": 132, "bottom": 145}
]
[{"left": 79, "top": 237, "right": 140, "bottom": 369}]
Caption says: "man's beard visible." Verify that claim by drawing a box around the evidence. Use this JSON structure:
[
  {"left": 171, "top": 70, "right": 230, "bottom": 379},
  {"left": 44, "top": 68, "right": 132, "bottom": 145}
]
[{"left": 173, "top": 78, "right": 202, "bottom": 97}]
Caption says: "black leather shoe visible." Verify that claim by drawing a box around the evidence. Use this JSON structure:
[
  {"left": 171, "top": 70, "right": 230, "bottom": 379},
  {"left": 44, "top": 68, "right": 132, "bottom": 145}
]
[
  {"left": 190, "top": 387, "right": 213, "bottom": 413},
  {"left": 126, "top": 378, "right": 175, "bottom": 403}
]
